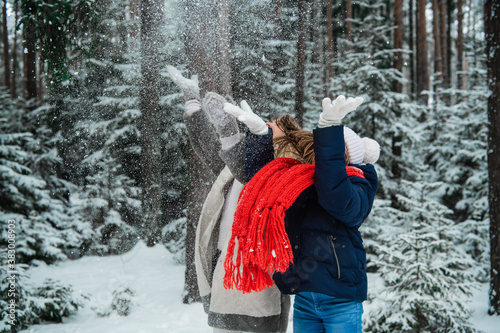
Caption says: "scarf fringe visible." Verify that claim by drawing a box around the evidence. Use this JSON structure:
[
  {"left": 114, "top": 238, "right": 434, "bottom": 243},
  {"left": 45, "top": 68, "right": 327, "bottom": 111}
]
[{"left": 223, "top": 158, "right": 314, "bottom": 293}]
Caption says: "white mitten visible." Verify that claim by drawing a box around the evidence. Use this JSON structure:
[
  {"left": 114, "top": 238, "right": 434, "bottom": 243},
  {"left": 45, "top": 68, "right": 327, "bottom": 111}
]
[
  {"left": 362, "top": 137, "right": 381, "bottom": 164},
  {"left": 318, "top": 95, "right": 364, "bottom": 128},
  {"left": 203, "top": 92, "right": 239, "bottom": 138},
  {"left": 223, "top": 100, "right": 268, "bottom": 135},
  {"left": 166, "top": 65, "right": 200, "bottom": 101}
]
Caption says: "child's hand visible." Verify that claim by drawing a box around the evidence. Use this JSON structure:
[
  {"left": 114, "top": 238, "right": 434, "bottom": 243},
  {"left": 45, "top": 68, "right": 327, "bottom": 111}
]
[{"left": 318, "top": 95, "right": 364, "bottom": 127}]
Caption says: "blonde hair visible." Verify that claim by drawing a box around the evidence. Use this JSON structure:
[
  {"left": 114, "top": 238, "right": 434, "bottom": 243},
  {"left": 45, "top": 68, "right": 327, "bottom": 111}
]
[{"left": 272, "top": 115, "right": 350, "bottom": 165}]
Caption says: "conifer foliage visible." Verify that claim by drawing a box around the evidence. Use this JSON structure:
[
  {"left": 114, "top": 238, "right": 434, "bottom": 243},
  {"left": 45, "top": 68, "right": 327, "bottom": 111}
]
[
  {"left": 366, "top": 170, "right": 477, "bottom": 332},
  {"left": 0, "top": 88, "right": 90, "bottom": 331}
]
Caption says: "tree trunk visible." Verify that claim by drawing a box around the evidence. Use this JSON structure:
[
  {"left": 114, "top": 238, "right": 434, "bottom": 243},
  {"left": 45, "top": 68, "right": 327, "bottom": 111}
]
[
  {"left": 416, "top": 0, "right": 429, "bottom": 105},
  {"left": 11, "top": 0, "right": 18, "bottom": 99},
  {"left": 3, "top": 0, "right": 10, "bottom": 90},
  {"left": 327, "top": 0, "right": 334, "bottom": 82},
  {"left": 438, "top": 0, "right": 449, "bottom": 87},
  {"left": 294, "top": 0, "right": 307, "bottom": 127},
  {"left": 346, "top": 0, "right": 352, "bottom": 42},
  {"left": 181, "top": 0, "right": 220, "bottom": 304},
  {"left": 446, "top": 0, "right": 452, "bottom": 87},
  {"left": 38, "top": 48, "right": 43, "bottom": 105},
  {"left": 464, "top": 0, "right": 472, "bottom": 75},
  {"left": 183, "top": 151, "right": 210, "bottom": 304},
  {"left": 129, "top": 0, "right": 140, "bottom": 39},
  {"left": 457, "top": 0, "right": 464, "bottom": 89},
  {"left": 485, "top": 0, "right": 500, "bottom": 316},
  {"left": 314, "top": 0, "right": 327, "bottom": 96},
  {"left": 432, "top": 0, "right": 443, "bottom": 83},
  {"left": 309, "top": 0, "right": 317, "bottom": 62},
  {"left": 183, "top": 1, "right": 218, "bottom": 95},
  {"left": 272, "top": 0, "right": 282, "bottom": 85},
  {"left": 394, "top": 0, "right": 403, "bottom": 93},
  {"left": 409, "top": 0, "right": 416, "bottom": 99},
  {"left": 22, "top": 2, "right": 37, "bottom": 103},
  {"left": 217, "top": 0, "right": 232, "bottom": 96},
  {"left": 392, "top": 0, "right": 403, "bottom": 181},
  {"left": 140, "top": 0, "right": 163, "bottom": 247}
]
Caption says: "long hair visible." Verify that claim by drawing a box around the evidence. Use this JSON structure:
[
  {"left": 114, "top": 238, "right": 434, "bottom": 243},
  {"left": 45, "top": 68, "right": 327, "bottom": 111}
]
[
  {"left": 273, "top": 114, "right": 350, "bottom": 165},
  {"left": 273, "top": 115, "right": 315, "bottom": 164}
]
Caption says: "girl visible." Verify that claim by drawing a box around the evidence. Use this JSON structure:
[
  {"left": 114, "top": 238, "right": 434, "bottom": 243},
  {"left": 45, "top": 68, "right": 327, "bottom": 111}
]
[{"left": 224, "top": 96, "right": 380, "bottom": 333}]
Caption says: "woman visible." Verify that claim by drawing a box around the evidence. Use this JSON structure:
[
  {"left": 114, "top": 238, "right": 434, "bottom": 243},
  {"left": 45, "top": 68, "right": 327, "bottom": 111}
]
[
  {"left": 224, "top": 96, "right": 380, "bottom": 333},
  {"left": 167, "top": 66, "right": 290, "bottom": 333}
]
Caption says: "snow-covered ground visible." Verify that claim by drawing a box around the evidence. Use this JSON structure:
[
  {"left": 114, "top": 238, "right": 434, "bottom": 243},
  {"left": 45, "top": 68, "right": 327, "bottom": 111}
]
[{"left": 20, "top": 242, "right": 499, "bottom": 333}]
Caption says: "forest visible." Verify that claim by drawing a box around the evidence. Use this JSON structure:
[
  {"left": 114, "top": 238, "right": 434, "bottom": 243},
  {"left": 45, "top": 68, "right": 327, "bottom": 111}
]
[{"left": 0, "top": 0, "right": 499, "bottom": 332}]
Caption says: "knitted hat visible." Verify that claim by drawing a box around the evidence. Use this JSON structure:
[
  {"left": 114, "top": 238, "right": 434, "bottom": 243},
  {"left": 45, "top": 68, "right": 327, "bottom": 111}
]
[
  {"left": 344, "top": 127, "right": 381, "bottom": 164},
  {"left": 344, "top": 127, "right": 365, "bottom": 164},
  {"left": 362, "top": 137, "right": 380, "bottom": 164}
]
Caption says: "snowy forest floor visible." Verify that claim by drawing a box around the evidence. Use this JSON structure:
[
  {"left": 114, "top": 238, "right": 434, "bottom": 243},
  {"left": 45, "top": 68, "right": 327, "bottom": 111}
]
[{"left": 20, "top": 242, "right": 499, "bottom": 333}]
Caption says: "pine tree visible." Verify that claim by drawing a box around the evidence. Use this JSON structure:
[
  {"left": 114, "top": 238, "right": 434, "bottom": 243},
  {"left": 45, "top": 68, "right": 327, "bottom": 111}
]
[
  {"left": 230, "top": 0, "right": 294, "bottom": 120},
  {"left": 0, "top": 89, "right": 89, "bottom": 332},
  {"left": 0, "top": 89, "right": 92, "bottom": 263},
  {"left": 72, "top": 47, "right": 144, "bottom": 255},
  {"left": 325, "top": 0, "right": 426, "bottom": 205},
  {"left": 365, "top": 168, "right": 478, "bottom": 332}
]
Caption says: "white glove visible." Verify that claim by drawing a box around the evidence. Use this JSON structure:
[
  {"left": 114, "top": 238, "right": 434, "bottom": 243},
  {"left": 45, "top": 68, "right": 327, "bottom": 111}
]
[
  {"left": 318, "top": 95, "right": 364, "bottom": 128},
  {"left": 223, "top": 100, "right": 268, "bottom": 135},
  {"left": 166, "top": 65, "right": 200, "bottom": 101}
]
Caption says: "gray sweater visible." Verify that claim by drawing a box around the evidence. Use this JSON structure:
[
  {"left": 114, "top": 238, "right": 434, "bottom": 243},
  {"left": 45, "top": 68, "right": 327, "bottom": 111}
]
[{"left": 186, "top": 106, "right": 290, "bottom": 333}]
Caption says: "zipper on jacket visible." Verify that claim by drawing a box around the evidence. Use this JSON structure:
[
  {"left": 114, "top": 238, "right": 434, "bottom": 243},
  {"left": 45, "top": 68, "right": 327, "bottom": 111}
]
[{"left": 330, "top": 235, "right": 341, "bottom": 279}]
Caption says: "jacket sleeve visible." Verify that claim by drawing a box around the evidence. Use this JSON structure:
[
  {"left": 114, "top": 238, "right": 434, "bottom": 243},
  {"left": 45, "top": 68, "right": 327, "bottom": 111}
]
[
  {"left": 313, "top": 125, "right": 378, "bottom": 228},
  {"left": 184, "top": 109, "right": 247, "bottom": 184},
  {"left": 219, "top": 137, "right": 246, "bottom": 184},
  {"left": 244, "top": 128, "right": 274, "bottom": 182},
  {"left": 184, "top": 111, "right": 225, "bottom": 177}
]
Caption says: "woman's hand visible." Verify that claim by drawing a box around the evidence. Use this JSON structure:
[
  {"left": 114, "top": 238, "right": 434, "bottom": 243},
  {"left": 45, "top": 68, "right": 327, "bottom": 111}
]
[
  {"left": 166, "top": 65, "right": 200, "bottom": 101},
  {"left": 318, "top": 95, "right": 364, "bottom": 128},
  {"left": 224, "top": 101, "right": 269, "bottom": 135}
]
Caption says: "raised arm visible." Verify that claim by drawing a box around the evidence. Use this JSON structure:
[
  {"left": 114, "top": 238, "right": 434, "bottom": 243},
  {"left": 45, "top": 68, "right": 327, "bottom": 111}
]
[
  {"left": 223, "top": 100, "right": 273, "bottom": 182},
  {"left": 313, "top": 125, "right": 377, "bottom": 228},
  {"left": 167, "top": 66, "right": 245, "bottom": 181},
  {"left": 182, "top": 104, "right": 226, "bottom": 176},
  {"left": 313, "top": 95, "right": 379, "bottom": 228}
]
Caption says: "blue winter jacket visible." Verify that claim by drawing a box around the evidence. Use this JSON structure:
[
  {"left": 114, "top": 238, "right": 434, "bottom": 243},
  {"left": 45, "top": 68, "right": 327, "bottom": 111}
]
[{"left": 246, "top": 125, "right": 378, "bottom": 301}]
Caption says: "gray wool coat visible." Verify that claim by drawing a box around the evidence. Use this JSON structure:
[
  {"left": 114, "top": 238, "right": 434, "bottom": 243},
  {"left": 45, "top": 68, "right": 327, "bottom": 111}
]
[{"left": 185, "top": 107, "right": 290, "bottom": 333}]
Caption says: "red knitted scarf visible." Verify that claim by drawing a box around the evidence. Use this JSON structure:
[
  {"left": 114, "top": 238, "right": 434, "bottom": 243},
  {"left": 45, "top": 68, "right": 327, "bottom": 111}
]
[{"left": 223, "top": 157, "right": 365, "bottom": 293}]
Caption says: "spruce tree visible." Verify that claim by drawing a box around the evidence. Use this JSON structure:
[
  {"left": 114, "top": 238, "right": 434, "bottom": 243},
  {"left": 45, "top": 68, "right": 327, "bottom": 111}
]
[
  {"left": 365, "top": 167, "right": 477, "bottom": 332},
  {"left": 0, "top": 89, "right": 88, "bottom": 332}
]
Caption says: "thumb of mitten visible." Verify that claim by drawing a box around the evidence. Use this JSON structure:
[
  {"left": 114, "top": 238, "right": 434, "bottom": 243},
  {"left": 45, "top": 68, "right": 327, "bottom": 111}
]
[
  {"left": 240, "top": 100, "right": 253, "bottom": 113},
  {"left": 223, "top": 103, "right": 243, "bottom": 118},
  {"left": 322, "top": 97, "right": 332, "bottom": 112}
]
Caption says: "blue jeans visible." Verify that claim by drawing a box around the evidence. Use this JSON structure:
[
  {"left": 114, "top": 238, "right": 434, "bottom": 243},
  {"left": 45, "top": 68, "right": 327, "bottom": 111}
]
[{"left": 293, "top": 292, "right": 363, "bottom": 333}]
